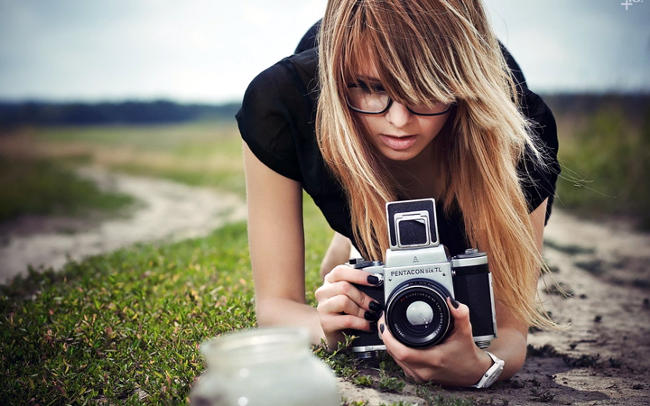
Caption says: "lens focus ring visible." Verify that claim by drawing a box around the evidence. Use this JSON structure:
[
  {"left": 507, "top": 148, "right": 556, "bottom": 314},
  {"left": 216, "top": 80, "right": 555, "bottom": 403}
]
[{"left": 385, "top": 279, "right": 452, "bottom": 348}]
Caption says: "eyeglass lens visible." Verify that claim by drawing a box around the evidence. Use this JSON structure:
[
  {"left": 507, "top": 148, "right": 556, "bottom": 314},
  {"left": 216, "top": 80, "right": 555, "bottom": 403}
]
[{"left": 347, "top": 80, "right": 451, "bottom": 115}]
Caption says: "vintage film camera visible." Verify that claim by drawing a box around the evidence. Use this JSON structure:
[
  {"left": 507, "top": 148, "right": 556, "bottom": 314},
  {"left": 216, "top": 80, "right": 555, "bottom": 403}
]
[{"left": 349, "top": 198, "right": 497, "bottom": 358}]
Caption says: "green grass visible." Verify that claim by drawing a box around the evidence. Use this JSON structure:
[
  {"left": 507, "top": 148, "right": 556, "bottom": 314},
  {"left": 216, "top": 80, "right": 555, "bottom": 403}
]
[
  {"left": 0, "top": 193, "right": 335, "bottom": 404},
  {"left": 0, "top": 221, "right": 254, "bottom": 404},
  {"left": 0, "top": 156, "right": 135, "bottom": 222},
  {"left": 555, "top": 105, "right": 650, "bottom": 228}
]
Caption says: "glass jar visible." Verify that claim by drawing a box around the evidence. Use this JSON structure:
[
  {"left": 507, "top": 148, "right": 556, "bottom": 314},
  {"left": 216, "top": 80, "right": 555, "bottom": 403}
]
[{"left": 190, "top": 327, "right": 340, "bottom": 406}]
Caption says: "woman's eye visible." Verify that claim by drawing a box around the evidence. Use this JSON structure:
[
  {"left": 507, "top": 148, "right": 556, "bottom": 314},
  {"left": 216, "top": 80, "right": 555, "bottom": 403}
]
[
  {"left": 349, "top": 79, "right": 386, "bottom": 93},
  {"left": 356, "top": 80, "right": 385, "bottom": 94}
]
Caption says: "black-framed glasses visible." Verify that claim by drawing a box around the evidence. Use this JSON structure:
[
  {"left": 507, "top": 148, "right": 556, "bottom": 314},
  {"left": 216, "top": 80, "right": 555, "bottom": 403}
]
[{"left": 346, "top": 81, "right": 455, "bottom": 116}]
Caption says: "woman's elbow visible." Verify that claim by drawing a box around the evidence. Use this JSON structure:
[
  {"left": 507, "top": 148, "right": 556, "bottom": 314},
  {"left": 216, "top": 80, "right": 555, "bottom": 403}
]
[
  {"left": 254, "top": 297, "right": 278, "bottom": 327},
  {"left": 501, "top": 350, "right": 527, "bottom": 380},
  {"left": 497, "top": 330, "right": 528, "bottom": 380}
]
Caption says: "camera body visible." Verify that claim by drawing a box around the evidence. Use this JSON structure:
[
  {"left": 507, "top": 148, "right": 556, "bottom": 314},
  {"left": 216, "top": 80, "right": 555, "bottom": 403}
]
[{"left": 349, "top": 198, "right": 497, "bottom": 358}]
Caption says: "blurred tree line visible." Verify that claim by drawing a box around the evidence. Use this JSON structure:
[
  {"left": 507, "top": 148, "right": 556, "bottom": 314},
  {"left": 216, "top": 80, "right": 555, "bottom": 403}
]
[{"left": 0, "top": 100, "right": 241, "bottom": 125}]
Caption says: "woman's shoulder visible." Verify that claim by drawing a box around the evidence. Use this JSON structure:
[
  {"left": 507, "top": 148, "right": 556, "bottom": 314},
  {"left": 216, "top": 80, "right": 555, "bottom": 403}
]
[
  {"left": 239, "top": 48, "right": 319, "bottom": 106},
  {"left": 236, "top": 48, "right": 318, "bottom": 138},
  {"left": 236, "top": 49, "right": 319, "bottom": 183}
]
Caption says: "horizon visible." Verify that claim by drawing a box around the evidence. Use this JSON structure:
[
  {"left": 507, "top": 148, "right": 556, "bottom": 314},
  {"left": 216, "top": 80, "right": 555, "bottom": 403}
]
[{"left": 1, "top": 90, "right": 650, "bottom": 107}]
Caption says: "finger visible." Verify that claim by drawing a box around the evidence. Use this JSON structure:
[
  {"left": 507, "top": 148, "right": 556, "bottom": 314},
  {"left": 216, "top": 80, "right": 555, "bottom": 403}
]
[
  {"left": 393, "top": 357, "right": 423, "bottom": 383},
  {"left": 378, "top": 315, "right": 445, "bottom": 369},
  {"left": 447, "top": 297, "right": 472, "bottom": 338},
  {"left": 317, "top": 294, "right": 370, "bottom": 320},
  {"left": 320, "top": 313, "right": 372, "bottom": 332},
  {"left": 377, "top": 319, "right": 426, "bottom": 382},
  {"left": 378, "top": 321, "right": 443, "bottom": 383},
  {"left": 324, "top": 264, "right": 383, "bottom": 286},
  {"left": 315, "top": 281, "right": 377, "bottom": 311},
  {"left": 377, "top": 315, "right": 422, "bottom": 365}
]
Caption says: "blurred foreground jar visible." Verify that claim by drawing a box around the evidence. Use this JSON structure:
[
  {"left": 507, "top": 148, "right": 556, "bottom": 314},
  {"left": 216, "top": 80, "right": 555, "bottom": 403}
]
[{"left": 190, "top": 328, "right": 339, "bottom": 406}]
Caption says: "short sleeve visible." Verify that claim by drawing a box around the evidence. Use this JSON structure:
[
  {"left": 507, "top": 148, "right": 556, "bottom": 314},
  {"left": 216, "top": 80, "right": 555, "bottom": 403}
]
[
  {"left": 518, "top": 88, "right": 561, "bottom": 225},
  {"left": 295, "top": 20, "right": 320, "bottom": 53},
  {"left": 236, "top": 62, "right": 303, "bottom": 182}
]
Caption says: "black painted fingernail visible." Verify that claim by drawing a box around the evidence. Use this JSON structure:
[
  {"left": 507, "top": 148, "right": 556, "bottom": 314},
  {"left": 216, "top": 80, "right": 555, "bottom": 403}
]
[
  {"left": 380, "top": 323, "right": 385, "bottom": 334},
  {"left": 364, "top": 310, "right": 378, "bottom": 321},
  {"left": 369, "top": 300, "right": 383, "bottom": 312},
  {"left": 367, "top": 275, "right": 380, "bottom": 285},
  {"left": 450, "top": 297, "right": 460, "bottom": 309}
]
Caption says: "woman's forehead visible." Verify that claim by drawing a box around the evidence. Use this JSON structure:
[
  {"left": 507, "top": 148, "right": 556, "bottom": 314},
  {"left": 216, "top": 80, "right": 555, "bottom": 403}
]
[{"left": 354, "top": 50, "right": 378, "bottom": 70}]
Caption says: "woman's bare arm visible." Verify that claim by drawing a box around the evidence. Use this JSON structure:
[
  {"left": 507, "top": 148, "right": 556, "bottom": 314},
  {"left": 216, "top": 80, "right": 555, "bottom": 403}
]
[
  {"left": 244, "top": 143, "right": 379, "bottom": 348},
  {"left": 243, "top": 142, "right": 324, "bottom": 344},
  {"left": 320, "top": 232, "right": 352, "bottom": 279}
]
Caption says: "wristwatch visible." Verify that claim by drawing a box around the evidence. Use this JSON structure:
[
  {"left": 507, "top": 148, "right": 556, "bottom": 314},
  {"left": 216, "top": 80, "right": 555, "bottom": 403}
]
[{"left": 471, "top": 351, "right": 505, "bottom": 389}]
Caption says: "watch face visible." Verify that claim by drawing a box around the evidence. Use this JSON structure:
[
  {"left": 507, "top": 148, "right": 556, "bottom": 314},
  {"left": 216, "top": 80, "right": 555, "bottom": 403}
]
[
  {"left": 482, "top": 367, "right": 502, "bottom": 387},
  {"left": 474, "top": 352, "right": 504, "bottom": 388}
]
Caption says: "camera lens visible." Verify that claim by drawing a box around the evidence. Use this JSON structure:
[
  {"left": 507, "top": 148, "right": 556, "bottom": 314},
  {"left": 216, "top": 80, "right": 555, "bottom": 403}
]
[
  {"left": 406, "top": 301, "right": 434, "bottom": 325},
  {"left": 385, "top": 280, "right": 452, "bottom": 347}
]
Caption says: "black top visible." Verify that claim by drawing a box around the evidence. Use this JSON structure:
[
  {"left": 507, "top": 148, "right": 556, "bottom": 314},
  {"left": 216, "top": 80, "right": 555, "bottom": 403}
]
[{"left": 236, "top": 28, "right": 560, "bottom": 256}]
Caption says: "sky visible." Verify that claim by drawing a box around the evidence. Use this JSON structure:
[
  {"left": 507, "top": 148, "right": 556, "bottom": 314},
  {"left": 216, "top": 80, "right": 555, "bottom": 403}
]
[{"left": 0, "top": 0, "right": 648, "bottom": 103}]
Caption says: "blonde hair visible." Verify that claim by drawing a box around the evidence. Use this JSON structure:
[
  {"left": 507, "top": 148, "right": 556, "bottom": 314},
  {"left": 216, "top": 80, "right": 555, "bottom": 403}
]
[{"left": 316, "top": 0, "right": 554, "bottom": 328}]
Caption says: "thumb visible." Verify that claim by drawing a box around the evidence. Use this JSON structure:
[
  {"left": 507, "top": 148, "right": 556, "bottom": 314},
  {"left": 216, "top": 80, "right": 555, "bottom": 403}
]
[{"left": 447, "top": 297, "right": 472, "bottom": 337}]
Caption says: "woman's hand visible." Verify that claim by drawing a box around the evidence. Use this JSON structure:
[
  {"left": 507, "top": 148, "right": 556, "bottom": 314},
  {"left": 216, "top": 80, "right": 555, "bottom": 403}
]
[
  {"left": 315, "top": 265, "right": 383, "bottom": 349},
  {"left": 378, "top": 297, "right": 493, "bottom": 386}
]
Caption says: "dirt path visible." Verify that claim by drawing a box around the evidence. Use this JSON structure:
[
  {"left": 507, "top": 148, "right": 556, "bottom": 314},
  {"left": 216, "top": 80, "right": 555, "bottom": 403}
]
[
  {"left": 339, "top": 210, "right": 650, "bottom": 405},
  {"left": 0, "top": 166, "right": 246, "bottom": 285}
]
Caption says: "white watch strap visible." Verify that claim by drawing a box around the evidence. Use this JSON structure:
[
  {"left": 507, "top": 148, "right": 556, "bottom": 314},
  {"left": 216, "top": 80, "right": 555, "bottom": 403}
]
[{"left": 471, "top": 351, "right": 505, "bottom": 389}]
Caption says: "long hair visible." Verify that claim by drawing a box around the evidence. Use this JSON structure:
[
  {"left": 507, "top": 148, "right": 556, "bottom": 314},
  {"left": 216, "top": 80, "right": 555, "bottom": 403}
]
[{"left": 316, "top": 0, "right": 554, "bottom": 328}]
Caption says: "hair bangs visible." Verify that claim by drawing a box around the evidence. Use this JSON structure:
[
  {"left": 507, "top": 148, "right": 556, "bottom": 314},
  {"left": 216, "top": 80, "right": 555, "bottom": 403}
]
[{"left": 339, "top": 1, "right": 458, "bottom": 111}]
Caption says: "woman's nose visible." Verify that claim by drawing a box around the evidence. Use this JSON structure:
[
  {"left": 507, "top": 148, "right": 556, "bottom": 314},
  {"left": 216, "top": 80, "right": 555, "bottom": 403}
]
[{"left": 385, "top": 101, "right": 412, "bottom": 128}]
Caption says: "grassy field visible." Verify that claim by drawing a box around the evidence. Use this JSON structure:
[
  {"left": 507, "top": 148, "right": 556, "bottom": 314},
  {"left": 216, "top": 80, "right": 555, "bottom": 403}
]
[
  {"left": 1, "top": 121, "right": 246, "bottom": 199},
  {"left": 551, "top": 98, "right": 650, "bottom": 228},
  {"left": 0, "top": 98, "right": 648, "bottom": 404},
  {"left": 0, "top": 221, "right": 255, "bottom": 403},
  {"left": 0, "top": 156, "right": 135, "bottom": 223}
]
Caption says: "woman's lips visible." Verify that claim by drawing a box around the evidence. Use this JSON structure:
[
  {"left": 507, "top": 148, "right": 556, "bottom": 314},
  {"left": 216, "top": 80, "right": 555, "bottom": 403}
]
[{"left": 379, "top": 134, "right": 417, "bottom": 151}]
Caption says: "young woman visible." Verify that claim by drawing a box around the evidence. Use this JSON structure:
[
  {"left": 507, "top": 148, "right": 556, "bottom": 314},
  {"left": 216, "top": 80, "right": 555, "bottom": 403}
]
[{"left": 237, "top": 0, "right": 560, "bottom": 387}]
